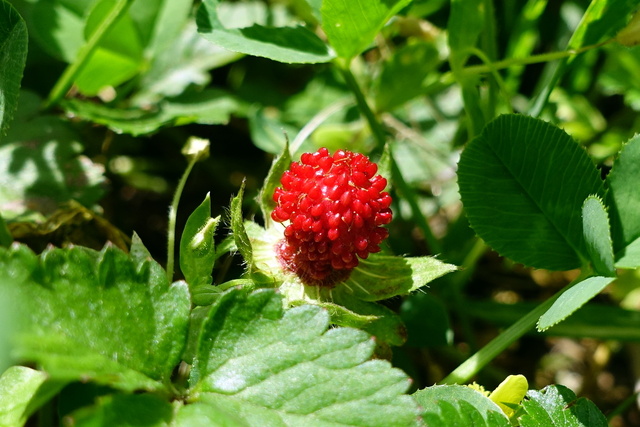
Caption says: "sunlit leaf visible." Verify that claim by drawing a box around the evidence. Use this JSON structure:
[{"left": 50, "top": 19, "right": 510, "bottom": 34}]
[
  {"left": 518, "top": 385, "right": 607, "bottom": 426},
  {"left": 197, "top": 0, "right": 333, "bottom": 64},
  {"left": 458, "top": 114, "right": 604, "bottom": 270},
  {"left": 190, "top": 288, "right": 420, "bottom": 426}
]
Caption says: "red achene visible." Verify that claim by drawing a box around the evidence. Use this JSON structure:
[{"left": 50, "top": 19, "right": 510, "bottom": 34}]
[{"left": 272, "top": 147, "right": 392, "bottom": 287}]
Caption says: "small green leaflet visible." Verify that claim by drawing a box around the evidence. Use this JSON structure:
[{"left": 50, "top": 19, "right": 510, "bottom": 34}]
[
  {"left": 538, "top": 276, "right": 616, "bottom": 331},
  {"left": 581, "top": 195, "right": 615, "bottom": 276}
]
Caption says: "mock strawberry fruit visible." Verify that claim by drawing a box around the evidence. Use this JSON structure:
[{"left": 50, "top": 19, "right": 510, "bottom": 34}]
[{"left": 271, "top": 147, "right": 392, "bottom": 287}]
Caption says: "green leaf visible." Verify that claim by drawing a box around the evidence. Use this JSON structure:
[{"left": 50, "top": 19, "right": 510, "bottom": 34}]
[
  {"left": 73, "top": 0, "right": 143, "bottom": 96},
  {"left": 248, "top": 108, "right": 299, "bottom": 154},
  {"left": 190, "top": 288, "right": 420, "bottom": 426},
  {"left": 70, "top": 393, "right": 173, "bottom": 427},
  {"left": 446, "top": 0, "right": 486, "bottom": 136},
  {"left": 130, "top": 231, "right": 152, "bottom": 268},
  {"left": 62, "top": 88, "right": 244, "bottom": 136},
  {"left": 537, "top": 276, "right": 616, "bottom": 331},
  {"left": 196, "top": 0, "right": 333, "bottom": 64},
  {"left": 321, "top": 0, "right": 411, "bottom": 61},
  {"left": 458, "top": 114, "right": 604, "bottom": 270},
  {"left": 180, "top": 193, "right": 220, "bottom": 288},
  {"left": 230, "top": 182, "right": 253, "bottom": 270},
  {"left": 30, "top": 0, "right": 86, "bottom": 63},
  {"left": 129, "top": 0, "right": 192, "bottom": 56},
  {"left": 373, "top": 42, "right": 441, "bottom": 112},
  {"left": 2, "top": 244, "right": 190, "bottom": 392},
  {"left": 413, "top": 384, "right": 510, "bottom": 427},
  {"left": 133, "top": 19, "right": 242, "bottom": 106},
  {"left": 447, "top": 0, "right": 485, "bottom": 67},
  {"left": 0, "top": 0, "right": 28, "bottom": 136},
  {"left": 582, "top": 196, "right": 615, "bottom": 276},
  {"left": 608, "top": 134, "right": 640, "bottom": 261},
  {"left": 0, "top": 91, "right": 106, "bottom": 221},
  {"left": 518, "top": 385, "right": 607, "bottom": 427},
  {"left": 615, "top": 237, "right": 640, "bottom": 269},
  {"left": 0, "top": 366, "right": 49, "bottom": 427},
  {"left": 343, "top": 254, "right": 457, "bottom": 302},
  {"left": 257, "top": 142, "right": 291, "bottom": 226},
  {"left": 175, "top": 401, "right": 250, "bottom": 427}
]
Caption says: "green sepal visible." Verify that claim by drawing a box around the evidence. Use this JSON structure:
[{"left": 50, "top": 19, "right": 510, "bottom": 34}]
[
  {"left": 180, "top": 193, "right": 221, "bottom": 288},
  {"left": 230, "top": 181, "right": 253, "bottom": 270},
  {"left": 257, "top": 141, "right": 291, "bottom": 227},
  {"left": 344, "top": 254, "right": 457, "bottom": 302},
  {"left": 333, "top": 292, "right": 407, "bottom": 346},
  {"left": 289, "top": 299, "right": 378, "bottom": 330}
]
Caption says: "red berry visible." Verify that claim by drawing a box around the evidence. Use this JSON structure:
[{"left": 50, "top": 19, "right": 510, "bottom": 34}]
[{"left": 272, "top": 147, "right": 393, "bottom": 287}]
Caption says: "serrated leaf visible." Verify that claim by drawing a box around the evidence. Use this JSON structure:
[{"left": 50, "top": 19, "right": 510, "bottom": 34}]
[
  {"left": 130, "top": 231, "right": 152, "bottom": 268},
  {"left": 1, "top": 244, "right": 190, "bottom": 392},
  {"left": 518, "top": 385, "right": 607, "bottom": 427},
  {"left": 257, "top": 142, "right": 291, "bottom": 226},
  {"left": 344, "top": 254, "right": 457, "bottom": 302},
  {"left": 608, "top": 134, "right": 640, "bottom": 263},
  {"left": 489, "top": 374, "right": 528, "bottom": 418},
  {"left": 196, "top": 0, "right": 333, "bottom": 64},
  {"left": 413, "top": 384, "right": 510, "bottom": 427},
  {"left": 180, "top": 193, "right": 220, "bottom": 288},
  {"left": 230, "top": 182, "right": 253, "bottom": 270},
  {"left": 0, "top": 0, "right": 28, "bottom": 136},
  {"left": 0, "top": 92, "right": 106, "bottom": 221},
  {"left": 30, "top": 0, "right": 86, "bottom": 63},
  {"left": 175, "top": 401, "right": 250, "bottom": 427},
  {"left": 537, "top": 276, "right": 616, "bottom": 331},
  {"left": 62, "top": 88, "right": 243, "bottom": 136},
  {"left": 69, "top": 393, "right": 173, "bottom": 427},
  {"left": 582, "top": 196, "right": 615, "bottom": 276},
  {"left": 190, "top": 288, "right": 420, "bottom": 426},
  {"left": 458, "top": 114, "right": 604, "bottom": 270},
  {"left": 321, "top": 0, "right": 411, "bottom": 61}
]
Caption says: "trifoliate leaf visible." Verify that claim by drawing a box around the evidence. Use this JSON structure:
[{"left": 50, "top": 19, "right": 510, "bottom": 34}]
[
  {"left": 190, "top": 288, "right": 420, "bottom": 426},
  {"left": 582, "top": 196, "right": 615, "bottom": 276},
  {"left": 1, "top": 243, "right": 190, "bottom": 392},
  {"left": 518, "top": 385, "right": 607, "bottom": 427}
]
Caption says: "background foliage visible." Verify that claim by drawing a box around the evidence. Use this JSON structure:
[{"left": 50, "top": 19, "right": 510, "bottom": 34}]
[{"left": 1, "top": 0, "right": 640, "bottom": 425}]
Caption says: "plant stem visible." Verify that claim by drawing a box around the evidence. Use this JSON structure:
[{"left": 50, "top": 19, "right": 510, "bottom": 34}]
[
  {"left": 166, "top": 157, "right": 198, "bottom": 282},
  {"left": 336, "top": 62, "right": 444, "bottom": 255},
  {"left": 440, "top": 275, "right": 585, "bottom": 384},
  {"left": 44, "top": 0, "right": 133, "bottom": 109}
]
